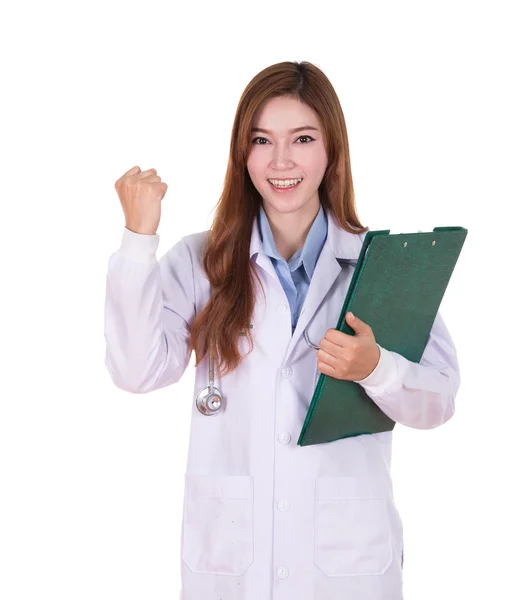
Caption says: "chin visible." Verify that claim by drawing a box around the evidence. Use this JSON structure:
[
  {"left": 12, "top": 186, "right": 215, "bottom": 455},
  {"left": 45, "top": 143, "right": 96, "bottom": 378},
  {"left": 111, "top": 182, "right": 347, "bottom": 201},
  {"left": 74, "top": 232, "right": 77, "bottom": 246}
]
[{"left": 265, "top": 199, "right": 313, "bottom": 215}]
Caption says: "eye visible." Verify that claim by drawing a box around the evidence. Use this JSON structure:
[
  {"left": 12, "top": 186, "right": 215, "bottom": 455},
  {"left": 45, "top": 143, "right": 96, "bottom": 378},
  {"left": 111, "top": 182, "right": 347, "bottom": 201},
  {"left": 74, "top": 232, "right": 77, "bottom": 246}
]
[
  {"left": 251, "top": 135, "right": 315, "bottom": 145},
  {"left": 297, "top": 135, "right": 315, "bottom": 143}
]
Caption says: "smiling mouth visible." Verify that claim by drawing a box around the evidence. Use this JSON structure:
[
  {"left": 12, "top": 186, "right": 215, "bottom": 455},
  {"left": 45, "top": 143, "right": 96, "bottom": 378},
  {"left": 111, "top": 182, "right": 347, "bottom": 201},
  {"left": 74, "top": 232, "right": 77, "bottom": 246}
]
[{"left": 268, "top": 178, "right": 303, "bottom": 190}]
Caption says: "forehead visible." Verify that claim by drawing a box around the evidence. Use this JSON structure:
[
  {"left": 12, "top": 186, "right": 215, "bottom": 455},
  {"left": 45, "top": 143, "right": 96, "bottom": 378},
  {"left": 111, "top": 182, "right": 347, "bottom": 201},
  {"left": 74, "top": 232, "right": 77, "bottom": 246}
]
[{"left": 252, "top": 96, "right": 320, "bottom": 132}]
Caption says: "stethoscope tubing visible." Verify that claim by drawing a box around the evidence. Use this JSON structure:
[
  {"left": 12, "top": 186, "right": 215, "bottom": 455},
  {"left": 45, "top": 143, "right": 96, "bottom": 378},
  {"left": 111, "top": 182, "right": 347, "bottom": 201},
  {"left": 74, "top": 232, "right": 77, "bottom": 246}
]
[{"left": 196, "top": 325, "right": 319, "bottom": 415}]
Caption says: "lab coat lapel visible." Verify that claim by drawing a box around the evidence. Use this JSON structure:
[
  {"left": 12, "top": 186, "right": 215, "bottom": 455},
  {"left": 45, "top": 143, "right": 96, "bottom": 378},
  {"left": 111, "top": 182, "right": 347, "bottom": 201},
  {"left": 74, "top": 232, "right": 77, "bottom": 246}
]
[
  {"left": 283, "top": 209, "right": 366, "bottom": 364},
  {"left": 249, "top": 214, "right": 279, "bottom": 283}
]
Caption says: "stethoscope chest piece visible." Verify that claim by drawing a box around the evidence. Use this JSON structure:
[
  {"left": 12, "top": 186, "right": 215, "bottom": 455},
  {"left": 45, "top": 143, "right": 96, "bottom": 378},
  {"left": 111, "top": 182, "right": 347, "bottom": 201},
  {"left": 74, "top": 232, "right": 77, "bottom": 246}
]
[
  {"left": 195, "top": 344, "right": 224, "bottom": 415},
  {"left": 196, "top": 385, "right": 223, "bottom": 415}
]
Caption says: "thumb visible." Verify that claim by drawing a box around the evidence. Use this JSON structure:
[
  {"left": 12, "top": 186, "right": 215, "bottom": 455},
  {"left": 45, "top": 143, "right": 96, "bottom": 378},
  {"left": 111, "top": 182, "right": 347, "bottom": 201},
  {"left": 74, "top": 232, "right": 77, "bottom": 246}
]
[{"left": 346, "top": 312, "right": 372, "bottom": 336}]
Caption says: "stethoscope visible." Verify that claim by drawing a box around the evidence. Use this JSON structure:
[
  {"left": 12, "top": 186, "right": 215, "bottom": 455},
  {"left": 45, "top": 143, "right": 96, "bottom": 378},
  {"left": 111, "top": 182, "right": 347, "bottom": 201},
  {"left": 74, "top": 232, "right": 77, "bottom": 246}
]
[
  {"left": 196, "top": 346, "right": 223, "bottom": 416},
  {"left": 196, "top": 325, "right": 320, "bottom": 415}
]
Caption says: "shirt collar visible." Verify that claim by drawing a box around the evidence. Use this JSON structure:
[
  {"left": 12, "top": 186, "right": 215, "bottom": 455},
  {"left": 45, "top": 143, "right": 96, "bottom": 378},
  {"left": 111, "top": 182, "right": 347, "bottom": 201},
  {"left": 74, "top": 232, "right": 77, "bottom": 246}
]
[
  {"left": 257, "top": 203, "right": 328, "bottom": 280},
  {"left": 250, "top": 204, "right": 365, "bottom": 262}
]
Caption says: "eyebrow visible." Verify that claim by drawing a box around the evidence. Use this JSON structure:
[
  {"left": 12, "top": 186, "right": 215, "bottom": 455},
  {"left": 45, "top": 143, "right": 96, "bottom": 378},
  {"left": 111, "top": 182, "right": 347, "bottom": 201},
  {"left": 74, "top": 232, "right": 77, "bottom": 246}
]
[{"left": 251, "top": 126, "right": 319, "bottom": 134}]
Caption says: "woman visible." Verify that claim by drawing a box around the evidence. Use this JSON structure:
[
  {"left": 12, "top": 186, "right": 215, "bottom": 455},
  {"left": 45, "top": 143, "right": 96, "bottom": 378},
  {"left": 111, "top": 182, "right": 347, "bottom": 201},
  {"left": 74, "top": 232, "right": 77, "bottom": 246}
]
[{"left": 104, "top": 61, "right": 460, "bottom": 600}]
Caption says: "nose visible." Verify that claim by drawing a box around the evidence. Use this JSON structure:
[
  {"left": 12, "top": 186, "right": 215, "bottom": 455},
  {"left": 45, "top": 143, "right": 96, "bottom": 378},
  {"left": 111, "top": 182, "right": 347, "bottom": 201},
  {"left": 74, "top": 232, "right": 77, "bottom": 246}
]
[{"left": 271, "top": 144, "right": 295, "bottom": 170}]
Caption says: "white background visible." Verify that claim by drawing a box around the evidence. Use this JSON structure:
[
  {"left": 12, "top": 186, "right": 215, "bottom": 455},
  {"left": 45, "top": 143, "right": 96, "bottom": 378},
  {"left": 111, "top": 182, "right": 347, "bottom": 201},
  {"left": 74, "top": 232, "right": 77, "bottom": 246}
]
[{"left": 1, "top": 0, "right": 510, "bottom": 598}]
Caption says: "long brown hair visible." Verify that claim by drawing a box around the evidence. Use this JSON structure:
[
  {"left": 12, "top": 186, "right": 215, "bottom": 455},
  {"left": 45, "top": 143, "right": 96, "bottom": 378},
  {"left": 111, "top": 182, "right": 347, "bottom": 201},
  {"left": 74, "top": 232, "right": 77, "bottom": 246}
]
[{"left": 189, "top": 61, "right": 368, "bottom": 378}]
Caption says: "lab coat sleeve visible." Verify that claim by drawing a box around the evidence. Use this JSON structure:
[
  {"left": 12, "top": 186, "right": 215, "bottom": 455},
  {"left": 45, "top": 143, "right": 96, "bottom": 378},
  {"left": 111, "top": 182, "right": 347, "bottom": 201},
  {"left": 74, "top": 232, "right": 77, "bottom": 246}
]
[
  {"left": 104, "top": 227, "right": 196, "bottom": 393},
  {"left": 353, "top": 311, "right": 460, "bottom": 429}
]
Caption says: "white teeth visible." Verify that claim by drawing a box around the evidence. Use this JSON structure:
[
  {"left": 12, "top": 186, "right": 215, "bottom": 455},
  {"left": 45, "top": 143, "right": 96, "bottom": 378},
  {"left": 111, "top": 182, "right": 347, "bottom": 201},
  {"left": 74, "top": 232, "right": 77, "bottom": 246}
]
[{"left": 269, "top": 178, "right": 303, "bottom": 188}]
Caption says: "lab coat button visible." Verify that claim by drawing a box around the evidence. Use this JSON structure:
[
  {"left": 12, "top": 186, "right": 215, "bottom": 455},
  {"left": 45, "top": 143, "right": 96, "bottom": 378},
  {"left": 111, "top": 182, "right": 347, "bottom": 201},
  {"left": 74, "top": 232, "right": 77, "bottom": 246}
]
[
  {"left": 276, "top": 303, "right": 287, "bottom": 315},
  {"left": 278, "top": 500, "right": 290, "bottom": 511},
  {"left": 278, "top": 432, "right": 291, "bottom": 445},
  {"left": 281, "top": 366, "right": 292, "bottom": 378},
  {"left": 277, "top": 566, "right": 289, "bottom": 579}
]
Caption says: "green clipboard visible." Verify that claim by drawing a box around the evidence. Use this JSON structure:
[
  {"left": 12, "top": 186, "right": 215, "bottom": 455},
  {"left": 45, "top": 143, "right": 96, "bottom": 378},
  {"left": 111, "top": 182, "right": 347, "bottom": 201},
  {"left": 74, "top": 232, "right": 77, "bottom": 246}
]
[{"left": 297, "top": 226, "right": 468, "bottom": 447}]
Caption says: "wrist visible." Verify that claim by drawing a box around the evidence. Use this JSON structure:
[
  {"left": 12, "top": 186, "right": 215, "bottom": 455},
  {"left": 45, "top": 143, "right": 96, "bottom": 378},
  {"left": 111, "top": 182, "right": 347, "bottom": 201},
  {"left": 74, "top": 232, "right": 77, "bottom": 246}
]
[{"left": 125, "top": 224, "right": 157, "bottom": 236}]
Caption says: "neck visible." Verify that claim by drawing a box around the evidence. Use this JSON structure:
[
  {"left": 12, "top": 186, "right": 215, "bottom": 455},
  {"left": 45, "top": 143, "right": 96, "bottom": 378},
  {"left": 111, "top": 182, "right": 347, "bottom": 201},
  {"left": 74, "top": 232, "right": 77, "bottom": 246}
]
[{"left": 264, "top": 199, "right": 321, "bottom": 261}]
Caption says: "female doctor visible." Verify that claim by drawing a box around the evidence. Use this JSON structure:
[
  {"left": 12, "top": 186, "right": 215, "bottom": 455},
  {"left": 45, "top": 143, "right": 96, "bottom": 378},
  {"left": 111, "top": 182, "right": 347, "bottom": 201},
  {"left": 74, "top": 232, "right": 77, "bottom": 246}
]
[{"left": 104, "top": 61, "right": 460, "bottom": 600}]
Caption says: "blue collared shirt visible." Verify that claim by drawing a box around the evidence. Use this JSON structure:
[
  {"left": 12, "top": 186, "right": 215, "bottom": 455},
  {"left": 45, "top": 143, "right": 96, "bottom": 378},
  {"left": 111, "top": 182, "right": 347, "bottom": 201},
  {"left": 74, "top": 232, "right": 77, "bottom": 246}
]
[{"left": 258, "top": 203, "right": 328, "bottom": 333}]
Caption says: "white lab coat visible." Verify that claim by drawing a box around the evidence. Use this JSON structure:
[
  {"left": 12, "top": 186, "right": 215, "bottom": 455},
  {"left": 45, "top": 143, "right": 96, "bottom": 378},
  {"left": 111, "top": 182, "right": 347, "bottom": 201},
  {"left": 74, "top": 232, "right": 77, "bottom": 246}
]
[{"left": 104, "top": 209, "right": 460, "bottom": 600}]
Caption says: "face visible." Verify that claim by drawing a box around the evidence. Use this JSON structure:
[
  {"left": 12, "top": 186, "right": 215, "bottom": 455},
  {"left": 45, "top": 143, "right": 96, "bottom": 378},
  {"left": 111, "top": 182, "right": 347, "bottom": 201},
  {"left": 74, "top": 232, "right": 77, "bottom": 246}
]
[{"left": 246, "top": 96, "right": 329, "bottom": 221}]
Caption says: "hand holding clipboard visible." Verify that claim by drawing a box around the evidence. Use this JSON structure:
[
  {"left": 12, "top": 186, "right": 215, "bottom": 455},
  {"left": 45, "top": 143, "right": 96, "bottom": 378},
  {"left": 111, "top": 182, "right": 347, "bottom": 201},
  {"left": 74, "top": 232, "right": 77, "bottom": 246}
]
[{"left": 298, "top": 226, "right": 468, "bottom": 447}]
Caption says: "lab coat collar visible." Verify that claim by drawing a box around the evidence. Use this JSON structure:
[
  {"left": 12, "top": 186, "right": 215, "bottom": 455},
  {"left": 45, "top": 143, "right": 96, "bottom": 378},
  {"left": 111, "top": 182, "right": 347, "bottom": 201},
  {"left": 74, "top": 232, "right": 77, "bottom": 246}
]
[{"left": 249, "top": 205, "right": 364, "bottom": 265}]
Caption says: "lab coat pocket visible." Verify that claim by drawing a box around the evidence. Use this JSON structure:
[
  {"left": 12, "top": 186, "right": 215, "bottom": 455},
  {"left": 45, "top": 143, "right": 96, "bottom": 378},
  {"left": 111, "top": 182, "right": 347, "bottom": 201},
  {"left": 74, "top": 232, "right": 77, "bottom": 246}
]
[
  {"left": 182, "top": 474, "right": 254, "bottom": 576},
  {"left": 314, "top": 476, "right": 392, "bottom": 577}
]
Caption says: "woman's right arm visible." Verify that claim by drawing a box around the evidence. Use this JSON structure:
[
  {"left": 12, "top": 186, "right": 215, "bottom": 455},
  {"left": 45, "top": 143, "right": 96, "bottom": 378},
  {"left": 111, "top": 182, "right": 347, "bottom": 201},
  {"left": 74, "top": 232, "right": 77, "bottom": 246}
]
[
  {"left": 104, "top": 165, "right": 195, "bottom": 393},
  {"left": 104, "top": 227, "right": 196, "bottom": 393}
]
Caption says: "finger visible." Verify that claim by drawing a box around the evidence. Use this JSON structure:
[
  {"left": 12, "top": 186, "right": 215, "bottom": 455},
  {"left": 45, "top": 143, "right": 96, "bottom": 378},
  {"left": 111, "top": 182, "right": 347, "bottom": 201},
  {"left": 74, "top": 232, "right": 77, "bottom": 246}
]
[
  {"left": 122, "top": 165, "right": 141, "bottom": 177},
  {"left": 318, "top": 336, "right": 346, "bottom": 358},
  {"left": 346, "top": 312, "right": 372, "bottom": 336},
  {"left": 136, "top": 168, "right": 158, "bottom": 179},
  {"left": 316, "top": 348, "right": 337, "bottom": 368},
  {"left": 142, "top": 175, "right": 161, "bottom": 183},
  {"left": 323, "top": 328, "right": 356, "bottom": 348},
  {"left": 317, "top": 360, "right": 337, "bottom": 377}
]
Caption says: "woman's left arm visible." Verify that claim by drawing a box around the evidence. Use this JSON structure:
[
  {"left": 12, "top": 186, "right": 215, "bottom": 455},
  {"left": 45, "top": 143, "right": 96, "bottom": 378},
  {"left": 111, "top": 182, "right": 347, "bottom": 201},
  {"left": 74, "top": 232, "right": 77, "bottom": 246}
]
[{"left": 354, "top": 311, "right": 460, "bottom": 429}]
